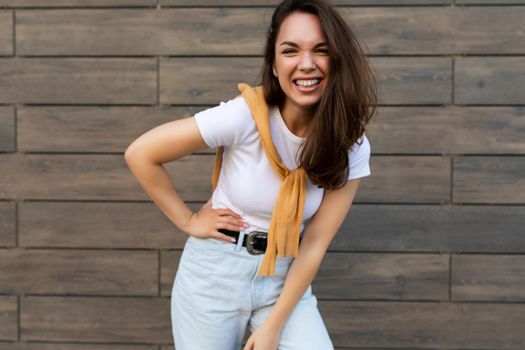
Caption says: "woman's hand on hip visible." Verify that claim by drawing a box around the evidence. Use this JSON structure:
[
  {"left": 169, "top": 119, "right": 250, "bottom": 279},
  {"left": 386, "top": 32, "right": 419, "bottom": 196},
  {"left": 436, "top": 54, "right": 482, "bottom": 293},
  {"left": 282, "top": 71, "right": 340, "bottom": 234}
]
[{"left": 181, "top": 201, "right": 249, "bottom": 243}]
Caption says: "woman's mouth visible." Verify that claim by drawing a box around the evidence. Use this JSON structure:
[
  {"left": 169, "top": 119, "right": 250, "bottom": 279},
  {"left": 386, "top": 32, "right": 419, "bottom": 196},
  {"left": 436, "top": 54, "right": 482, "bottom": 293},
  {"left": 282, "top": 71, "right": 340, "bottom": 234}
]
[{"left": 293, "top": 78, "right": 322, "bottom": 93}]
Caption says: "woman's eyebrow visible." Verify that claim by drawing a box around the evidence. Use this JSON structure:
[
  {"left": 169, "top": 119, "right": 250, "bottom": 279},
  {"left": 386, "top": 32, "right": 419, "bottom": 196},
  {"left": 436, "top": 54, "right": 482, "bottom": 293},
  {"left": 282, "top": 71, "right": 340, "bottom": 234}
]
[{"left": 279, "top": 41, "right": 328, "bottom": 48}]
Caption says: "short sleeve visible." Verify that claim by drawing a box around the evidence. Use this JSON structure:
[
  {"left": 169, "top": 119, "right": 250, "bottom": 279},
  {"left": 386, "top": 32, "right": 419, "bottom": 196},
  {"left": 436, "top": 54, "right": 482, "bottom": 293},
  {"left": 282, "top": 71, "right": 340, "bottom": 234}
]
[
  {"left": 194, "top": 96, "right": 252, "bottom": 149},
  {"left": 348, "top": 134, "right": 371, "bottom": 181}
]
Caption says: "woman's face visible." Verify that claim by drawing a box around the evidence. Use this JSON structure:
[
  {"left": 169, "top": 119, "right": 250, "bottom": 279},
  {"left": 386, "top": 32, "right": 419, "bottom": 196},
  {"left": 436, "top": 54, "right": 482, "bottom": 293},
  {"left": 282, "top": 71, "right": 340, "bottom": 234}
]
[{"left": 273, "top": 11, "right": 330, "bottom": 110}]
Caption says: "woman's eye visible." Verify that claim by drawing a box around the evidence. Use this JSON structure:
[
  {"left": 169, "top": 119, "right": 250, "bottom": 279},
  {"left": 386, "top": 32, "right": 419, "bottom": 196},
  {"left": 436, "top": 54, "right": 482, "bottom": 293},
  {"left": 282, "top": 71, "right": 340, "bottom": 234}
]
[{"left": 282, "top": 49, "right": 329, "bottom": 54}]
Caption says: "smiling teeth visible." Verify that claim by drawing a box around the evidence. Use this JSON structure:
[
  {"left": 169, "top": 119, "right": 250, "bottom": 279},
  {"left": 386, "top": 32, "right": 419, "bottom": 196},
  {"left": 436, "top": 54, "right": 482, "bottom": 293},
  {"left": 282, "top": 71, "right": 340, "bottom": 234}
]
[{"left": 295, "top": 79, "right": 320, "bottom": 87}]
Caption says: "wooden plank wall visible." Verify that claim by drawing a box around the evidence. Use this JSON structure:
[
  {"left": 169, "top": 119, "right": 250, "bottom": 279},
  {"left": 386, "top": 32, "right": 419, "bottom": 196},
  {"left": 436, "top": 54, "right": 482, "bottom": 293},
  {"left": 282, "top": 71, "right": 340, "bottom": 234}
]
[{"left": 0, "top": 0, "right": 524, "bottom": 349}]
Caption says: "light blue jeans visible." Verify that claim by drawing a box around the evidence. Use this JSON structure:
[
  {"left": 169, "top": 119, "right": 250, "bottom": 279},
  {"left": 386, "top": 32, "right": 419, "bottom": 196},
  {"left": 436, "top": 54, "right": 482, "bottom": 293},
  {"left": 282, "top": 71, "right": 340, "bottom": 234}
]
[{"left": 170, "top": 231, "right": 334, "bottom": 350}]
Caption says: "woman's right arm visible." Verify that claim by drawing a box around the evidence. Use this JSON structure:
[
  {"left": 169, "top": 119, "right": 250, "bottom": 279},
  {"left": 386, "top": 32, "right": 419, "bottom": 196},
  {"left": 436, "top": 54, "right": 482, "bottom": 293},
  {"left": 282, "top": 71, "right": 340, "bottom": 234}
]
[{"left": 123, "top": 117, "right": 246, "bottom": 241}]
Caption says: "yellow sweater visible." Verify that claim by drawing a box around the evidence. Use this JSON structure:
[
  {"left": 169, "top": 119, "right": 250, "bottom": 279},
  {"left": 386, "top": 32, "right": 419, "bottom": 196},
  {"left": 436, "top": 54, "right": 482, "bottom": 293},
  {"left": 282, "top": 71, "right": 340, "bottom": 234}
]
[{"left": 210, "top": 83, "right": 307, "bottom": 276}]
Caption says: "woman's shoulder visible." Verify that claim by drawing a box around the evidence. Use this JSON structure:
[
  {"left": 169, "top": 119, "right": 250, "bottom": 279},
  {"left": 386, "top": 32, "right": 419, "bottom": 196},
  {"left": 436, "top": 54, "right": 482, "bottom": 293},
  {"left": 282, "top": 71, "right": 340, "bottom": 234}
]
[
  {"left": 349, "top": 134, "right": 370, "bottom": 156},
  {"left": 347, "top": 134, "right": 372, "bottom": 180},
  {"left": 193, "top": 94, "right": 256, "bottom": 148}
]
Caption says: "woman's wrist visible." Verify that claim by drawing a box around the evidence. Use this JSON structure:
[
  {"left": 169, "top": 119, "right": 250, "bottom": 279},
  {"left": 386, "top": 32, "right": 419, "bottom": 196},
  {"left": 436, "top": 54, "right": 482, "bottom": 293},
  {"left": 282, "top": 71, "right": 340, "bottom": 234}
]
[{"left": 180, "top": 211, "right": 196, "bottom": 235}]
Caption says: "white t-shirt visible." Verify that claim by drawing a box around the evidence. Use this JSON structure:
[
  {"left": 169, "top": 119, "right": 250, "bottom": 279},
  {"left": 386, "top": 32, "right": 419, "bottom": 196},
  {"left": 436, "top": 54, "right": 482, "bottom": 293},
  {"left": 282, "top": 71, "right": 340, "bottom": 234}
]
[{"left": 194, "top": 95, "right": 371, "bottom": 234}]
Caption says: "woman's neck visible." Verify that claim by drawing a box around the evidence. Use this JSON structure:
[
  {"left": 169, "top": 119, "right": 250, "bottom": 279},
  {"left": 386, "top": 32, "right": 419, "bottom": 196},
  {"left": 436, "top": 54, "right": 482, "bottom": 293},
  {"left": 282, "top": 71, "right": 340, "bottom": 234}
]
[{"left": 279, "top": 100, "right": 315, "bottom": 138}]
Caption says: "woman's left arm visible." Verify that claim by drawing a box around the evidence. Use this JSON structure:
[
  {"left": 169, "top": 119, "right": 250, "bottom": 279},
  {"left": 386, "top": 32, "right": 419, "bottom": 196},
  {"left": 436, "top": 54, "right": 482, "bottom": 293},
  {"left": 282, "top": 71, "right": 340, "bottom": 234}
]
[{"left": 265, "top": 178, "right": 362, "bottom": 330}]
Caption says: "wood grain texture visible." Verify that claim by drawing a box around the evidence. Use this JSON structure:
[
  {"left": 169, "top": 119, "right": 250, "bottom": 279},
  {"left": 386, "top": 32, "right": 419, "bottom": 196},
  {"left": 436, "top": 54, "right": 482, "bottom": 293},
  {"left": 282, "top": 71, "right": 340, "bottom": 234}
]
[
  {"left": 0, "top": 11, "right": 12, "bottom": 55},
  {"left": 159, "top": 57, "right": 263, "bottom": 104},
  {"left": 455, "top": 57, "right": 525, "bottom": 105},
  {"left": 320, "top": 300, "right": 525, "bottom": 348},
  {"left": 457, "top": 0, "right": 525, "bottom": 3},
  {"left": 452, "top": 254, "right": 525, "bottom": 301},
  {"left": 15, "top": 7, "right": 525, "bottom": 55},
  {"left": 160, "top": 250, "right": 182, "bottom": 296},
  {"left": 368, "top": 106, "right": 525, "bottom": 154},
  {"left": 0, "top": 249, "right": 158, "bottom": 295},
  {"left": 0, "top": 0, "right": 155, "bottom": 5},
  {"left": 21, "top": 296, "right": 171, "bottom": 343},
  {"left": 0, "top": 202, "right": 16, "bottom": 247},
  {"left": 453, "top": 156, "right": 525, "bottom": 203},
  {"left": 314, "top": 252, "right": 448, "bottom": 300},
  {"left": 17, "top": 106, "right": 205, "bottom": 153},
  {"left": 19, "top": 104, "right": 525, "bottom": 155},
  {"left": 19, "top": 202, "right": 202, "bottom": 249},
  {"left": 0, "top": 296, "right": 17, "bottom": 341},
  {"left": 17, "top": 8, "right": 270, "bottom": 56},
  {"left": 335, "top": 204, "right": 525, "bottom": 253},
  {"left": 0, "top": 107, "right": 15, "bottom": 152},
  {"left": 0, "top": 153, "right": 212, "bottom": 200},
  {"left": 363, "top": 156, "right": 450, "bottom": 203},
  {"left": 0, "top": 344, "right": 156, "bottom": 350},
  {"left": 371, "top": 57, "right": 452, "bottom": 105},
  {"left": 0, "top": 154, "right": 451, "bottom": 203},
  {"left": 0, "top": 58, "right": 156, "bottom": 104},
  {"left": 162, "top": 0, "right": 450, "bottom": 4},
  {"left": 159, "top": 57, "right": 451, "bottom": 105}
]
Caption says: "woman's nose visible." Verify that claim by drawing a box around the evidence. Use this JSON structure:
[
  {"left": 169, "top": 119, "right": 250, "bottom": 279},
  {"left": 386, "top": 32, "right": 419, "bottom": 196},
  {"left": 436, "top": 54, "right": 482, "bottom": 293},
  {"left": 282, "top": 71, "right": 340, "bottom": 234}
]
[{"left": 298, "top": 53, "right": 316, "bottom": 70}]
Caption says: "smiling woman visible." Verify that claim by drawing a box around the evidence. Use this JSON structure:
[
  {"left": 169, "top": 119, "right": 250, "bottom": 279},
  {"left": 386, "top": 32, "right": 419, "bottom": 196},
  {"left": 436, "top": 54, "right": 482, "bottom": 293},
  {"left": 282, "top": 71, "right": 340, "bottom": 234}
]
[
  {"left": 125, "top": 1, "right": 377, "bottom": 350},
  {"left": 261, "top": 2, "right": 377, "bottom": 191}
]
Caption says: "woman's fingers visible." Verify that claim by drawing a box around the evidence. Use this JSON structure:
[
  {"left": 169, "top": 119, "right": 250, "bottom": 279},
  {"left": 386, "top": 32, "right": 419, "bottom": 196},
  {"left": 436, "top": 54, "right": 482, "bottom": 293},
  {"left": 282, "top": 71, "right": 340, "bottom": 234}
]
[
  {"left": 214, "top": 231, "right": 236, "bottom": 243},
  {"left": 215, "top": 208, "right": 242, "bottom": 219},
  {"left": 221, "top": 215, "right": 247, "bottom": 229}
]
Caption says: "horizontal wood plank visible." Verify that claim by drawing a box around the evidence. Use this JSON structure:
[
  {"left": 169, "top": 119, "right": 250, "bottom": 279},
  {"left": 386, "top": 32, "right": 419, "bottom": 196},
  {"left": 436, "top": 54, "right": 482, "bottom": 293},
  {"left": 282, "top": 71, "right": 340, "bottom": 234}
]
[
  {"left": 0, "top": 343, "right": 156, "bottom": 350},
  {"left": 159, "top": 57, "right": 262, "bottom": 104},
  {"left": 21, "top": 296, "right": 171, "bottom": 343},
  {"left": 19, "top": 202, "right": 201, "bottom": 249},
  {"left": 19, "top": 105, "right": 525, "bottom": 155},
  {"left": 16, "top": 7, "right": 525, "bottom": 55},
  {"left": 0, "top": 107, "right": 15, "bottom": 152},
  {"left": 314, "top": 253, "right": 448, "bottom": 300},
  {"left": 0, "top": 154, "right": 449, "bottom": 203},
  {"left": 0, "top": 249, "right": 158, "bottom": 295},
  {"left": 0, "top": 296, "right": 17, "bottom": 341},
  {"left": 162, "top": 0, "right": 450, "bottom": 4},
  {"left": 0, "top": 58, "right": 156, "bottom": 104},
  {"left": 453, "top": 156, "right": 525, "bottom": 203},
  {"left": 321, "top": 300, "right": 525, "bottom": 348},
  {"left": 457, "top": 0, "right": 525, "bottom": 3},
  {"left": 160, "top": 250, "right": 182, "bottom": 296},
  {"left": 17, "top": 106, "right": 205, "bottom": 153},
  {"left": 364, "top": 156, "right": 450, "bottom": 203},
  {"left": 0, "top": 153, "right": 212, "bottom": 200},
  {"left": 17, "top": 8, "right": 270, "bottom": 56},
  {"left": 455, "top": 57, "right": 525, "bottom": 105},
  {"left": 0, "top": 0, "right": 155, "bottom": 6},
  {"left": 0, "top": 11, "right": 12, "bottom": 55},
  {"left": 452, "top": 254, "right": 525, "bottom": 301},
  {"left": 160, "top": 57, "right": 451, "bottom": 105},
  {"left": 368, "top": 106, "right": 525, "bottom": 154},
  {"left": 371, "top": 57, "right": 451, "bottom": 105},
  {"left": 336, "top": 204, "right": 525, "bottom": 252},
  {"left": 0, "top": 202, "right": 16, "bottom": 248}
]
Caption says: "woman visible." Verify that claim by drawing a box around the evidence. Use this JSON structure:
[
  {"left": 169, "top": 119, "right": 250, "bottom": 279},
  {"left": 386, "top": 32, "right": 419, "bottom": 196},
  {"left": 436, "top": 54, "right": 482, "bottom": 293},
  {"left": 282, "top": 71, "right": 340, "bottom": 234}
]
[{"left": 125, "top": 0, "right": 377, "bottom": 349}]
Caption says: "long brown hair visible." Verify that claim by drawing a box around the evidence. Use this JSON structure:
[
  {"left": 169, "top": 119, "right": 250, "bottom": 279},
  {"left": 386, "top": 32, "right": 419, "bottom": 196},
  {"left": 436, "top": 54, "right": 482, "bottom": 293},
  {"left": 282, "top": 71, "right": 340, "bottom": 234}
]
[{"left": 258, "top": 0, "right": 377, "bottom": 191}]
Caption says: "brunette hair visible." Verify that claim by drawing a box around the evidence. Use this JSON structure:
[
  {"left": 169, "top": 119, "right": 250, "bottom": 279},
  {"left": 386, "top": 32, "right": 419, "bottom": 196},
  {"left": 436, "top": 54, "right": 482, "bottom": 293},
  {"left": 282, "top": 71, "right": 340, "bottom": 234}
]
[{"left": 258, "top": 0, "right": 377, "bottom": 191}]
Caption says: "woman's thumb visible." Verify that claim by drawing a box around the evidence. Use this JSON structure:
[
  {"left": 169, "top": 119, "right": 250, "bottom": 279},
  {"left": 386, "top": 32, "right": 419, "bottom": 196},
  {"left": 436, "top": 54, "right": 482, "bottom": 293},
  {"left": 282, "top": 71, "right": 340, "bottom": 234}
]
[{"left": 202, "top": 197, "right": 212, "bottom": 209}]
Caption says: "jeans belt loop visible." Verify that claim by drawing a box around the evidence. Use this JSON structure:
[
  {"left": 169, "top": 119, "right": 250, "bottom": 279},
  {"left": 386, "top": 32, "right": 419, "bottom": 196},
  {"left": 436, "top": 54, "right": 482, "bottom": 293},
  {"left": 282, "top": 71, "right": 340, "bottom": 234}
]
[{"left": 234, "top": 229, "right": 245, "bottom": 252}]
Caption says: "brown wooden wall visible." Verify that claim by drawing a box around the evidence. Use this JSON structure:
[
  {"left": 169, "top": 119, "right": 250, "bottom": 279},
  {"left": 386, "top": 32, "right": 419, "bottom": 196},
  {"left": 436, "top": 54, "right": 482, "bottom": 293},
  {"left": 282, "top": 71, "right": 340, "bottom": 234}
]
[{"left": 1, "top": 0, "right": 524, "bottom": 349}]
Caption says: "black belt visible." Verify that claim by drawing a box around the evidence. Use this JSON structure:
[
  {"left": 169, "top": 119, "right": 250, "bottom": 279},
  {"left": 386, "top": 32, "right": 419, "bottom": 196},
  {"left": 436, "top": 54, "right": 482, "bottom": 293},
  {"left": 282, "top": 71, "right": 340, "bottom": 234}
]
[{"left": 218, "top": 228, "right": 303, "bottom": 255}]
